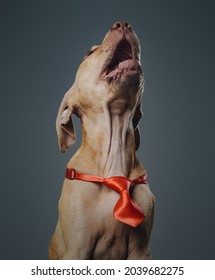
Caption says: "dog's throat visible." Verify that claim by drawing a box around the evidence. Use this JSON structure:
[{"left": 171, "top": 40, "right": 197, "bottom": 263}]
[
  {"left": 78, "top": 104, "right": 136, "bottom": 178},
  {"left": 101, "top": 105, "right": 135, "bottom": 177}
]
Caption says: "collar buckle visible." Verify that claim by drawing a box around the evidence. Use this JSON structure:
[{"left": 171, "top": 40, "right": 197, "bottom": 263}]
[{"left": 66, "top": 168, "right": 76, "bottom": 180}]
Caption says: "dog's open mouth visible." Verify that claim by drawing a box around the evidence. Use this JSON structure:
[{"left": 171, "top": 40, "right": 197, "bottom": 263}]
[{"left": 100, "top": 39, "right": 142, "bottom": 81}]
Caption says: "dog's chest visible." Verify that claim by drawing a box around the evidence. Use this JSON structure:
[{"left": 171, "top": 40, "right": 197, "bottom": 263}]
[{"left": 92, "top": 228, "right": 128, "bottom": 260}]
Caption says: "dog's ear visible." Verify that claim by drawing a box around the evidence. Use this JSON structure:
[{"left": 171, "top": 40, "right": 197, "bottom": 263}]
[
  {"left": 132, "top": 103, "right": 143, "bottom": 151},
  {"left": 56, "top": 89, "right": 76, "bottom": 152}
]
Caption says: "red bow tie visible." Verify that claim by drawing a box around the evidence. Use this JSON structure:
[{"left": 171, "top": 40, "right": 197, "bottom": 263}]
[{"left": 66, "top": 168, "right": 147, "bottom": 227}]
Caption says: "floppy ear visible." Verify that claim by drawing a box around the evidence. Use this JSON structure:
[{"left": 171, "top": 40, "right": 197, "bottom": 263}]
[
  {"left": 56, "top": 89, "right": 76, "bottom": 152},
  {"left": 132, "top": 102, "right": 143, "bottom": 151}
]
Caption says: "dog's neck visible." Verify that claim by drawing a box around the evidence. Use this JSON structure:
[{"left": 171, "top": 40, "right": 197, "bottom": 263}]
[{"left": 78, "top": 98, "right": 136, "bottom": 178}]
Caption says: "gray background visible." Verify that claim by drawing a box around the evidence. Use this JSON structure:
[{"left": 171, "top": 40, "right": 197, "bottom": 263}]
[{"left": 1, "top": 0, "right": 215, "bottom": 259}]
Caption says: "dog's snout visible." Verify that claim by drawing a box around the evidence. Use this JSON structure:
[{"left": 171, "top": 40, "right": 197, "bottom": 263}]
[{"left": 111, "top": 21, "right": 132, "bottom": 33}]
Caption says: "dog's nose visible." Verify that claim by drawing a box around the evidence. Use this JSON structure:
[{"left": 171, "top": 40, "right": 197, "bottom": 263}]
[{"left": 111, "top": 21, "right": 132, "bottom": 33}]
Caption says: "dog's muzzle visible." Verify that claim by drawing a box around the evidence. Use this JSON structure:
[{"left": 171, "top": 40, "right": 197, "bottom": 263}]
[{"left": 100, "top": 21, "right": 142, "bottom": 82}]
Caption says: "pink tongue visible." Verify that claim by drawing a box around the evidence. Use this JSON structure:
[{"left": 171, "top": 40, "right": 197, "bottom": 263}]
[
  {"left": 105, "top": 59, "right": 139, "bottom": 78},
  {"left": 119, "top": 59, "right": 137, "bottom": 69}
]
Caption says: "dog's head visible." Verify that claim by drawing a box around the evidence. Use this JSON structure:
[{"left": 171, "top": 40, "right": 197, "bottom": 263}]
[{"left": 56, "top": 21, "right": 144, "bottom": 152}]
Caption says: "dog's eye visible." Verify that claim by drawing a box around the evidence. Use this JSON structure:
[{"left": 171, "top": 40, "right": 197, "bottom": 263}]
[{"left": 84, "top": 45, "right": 99, "bottom": 59}]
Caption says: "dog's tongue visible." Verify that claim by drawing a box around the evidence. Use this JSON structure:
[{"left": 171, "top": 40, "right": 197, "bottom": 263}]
[{"left": 105, "top": 59, "right": 141, "bottom": 79}]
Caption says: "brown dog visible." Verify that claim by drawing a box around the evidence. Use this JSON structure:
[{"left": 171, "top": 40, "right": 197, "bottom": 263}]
[{"left": 48, "top": 21, "right": 154, "bottom": 259}]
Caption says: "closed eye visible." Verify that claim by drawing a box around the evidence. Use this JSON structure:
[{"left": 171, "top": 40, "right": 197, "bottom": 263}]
[{"left": 84, "top": 45, "right": 99, "bottom": 59}]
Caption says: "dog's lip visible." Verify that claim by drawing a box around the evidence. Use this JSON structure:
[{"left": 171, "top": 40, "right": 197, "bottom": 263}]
[{"left": 100, "top": 39, "right": 142, "bottom": 81}]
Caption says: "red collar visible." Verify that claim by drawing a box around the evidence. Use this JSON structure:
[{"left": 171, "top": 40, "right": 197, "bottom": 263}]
[{"left": 66, "top": 168, "right": 147, "bottom": 227}]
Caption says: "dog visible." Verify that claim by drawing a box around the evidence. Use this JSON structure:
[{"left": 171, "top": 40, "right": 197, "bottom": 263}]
[{"left": 48, "top": 21, "right": 154, "bottom": 260}]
